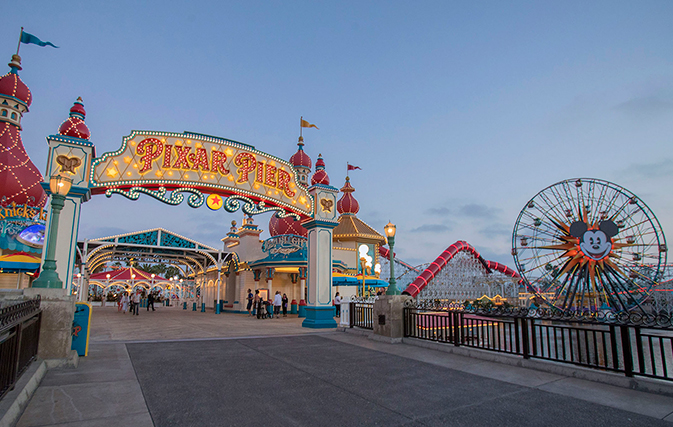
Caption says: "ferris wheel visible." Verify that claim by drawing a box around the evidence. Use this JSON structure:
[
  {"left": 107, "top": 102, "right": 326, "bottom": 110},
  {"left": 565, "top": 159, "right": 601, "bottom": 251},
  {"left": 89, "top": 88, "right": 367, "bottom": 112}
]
[{"left": 512, "top": 178, "right": 667, "bottom": 313}]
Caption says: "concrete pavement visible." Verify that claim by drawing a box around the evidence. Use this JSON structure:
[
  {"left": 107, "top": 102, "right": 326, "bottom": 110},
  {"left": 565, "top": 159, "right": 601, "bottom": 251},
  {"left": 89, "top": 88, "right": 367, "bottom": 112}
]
[{"left": 12, "top": 306, "right": 673, "bottom": 426}]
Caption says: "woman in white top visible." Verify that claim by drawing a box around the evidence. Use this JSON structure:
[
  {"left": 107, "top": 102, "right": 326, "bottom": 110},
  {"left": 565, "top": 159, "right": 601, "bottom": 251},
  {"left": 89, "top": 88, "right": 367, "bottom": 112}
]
[
  {"left": 273, "top": 291, "right": 282, "bottom": 318},
  {"left": 334, "top": 292, "right": 342, "bottom": 317},
  {"left": 121, "top": 293, "right": 130, "bottom": 314}
]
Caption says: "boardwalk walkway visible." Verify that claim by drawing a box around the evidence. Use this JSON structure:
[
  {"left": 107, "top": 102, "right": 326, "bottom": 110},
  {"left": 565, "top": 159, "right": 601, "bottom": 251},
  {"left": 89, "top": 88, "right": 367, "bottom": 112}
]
[{"left": 14, "top": 305, "right": 673, "bottom": 426}]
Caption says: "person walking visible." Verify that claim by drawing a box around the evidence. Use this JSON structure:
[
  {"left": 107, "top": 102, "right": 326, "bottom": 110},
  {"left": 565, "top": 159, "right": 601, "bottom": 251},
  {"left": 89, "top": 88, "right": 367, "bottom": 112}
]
[
  {"left": 254, "top": 290, "right": 262, "bottom": 318},
  {"left": 147, "top": 292, "right": 155, "bottom": 311},
  {"left": 117, "top": 294, "right": 122, "bottom": 312},
  {"left": 131, "top": 291, "right": 141, "bottom": 316},
  {"left": 121, "top": 293, "right": 130, "bottom": 314},
  {"left": 282, "top": 293, "right": 288, "bottom": 317},
  {"left": 246, "top": 289, "right": 253, "bottom": 316},
  {"left": 273, "top": 291, "right": 282, "bottom": 318},
  {"left": 334, "top": 292, "right": 342, "bottom": 317}
]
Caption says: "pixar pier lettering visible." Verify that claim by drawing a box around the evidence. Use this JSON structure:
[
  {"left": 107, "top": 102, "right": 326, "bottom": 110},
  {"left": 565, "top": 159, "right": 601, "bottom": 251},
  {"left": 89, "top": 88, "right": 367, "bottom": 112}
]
[{"left": 135, "top": 138, "right": 296, "bottom": 198}]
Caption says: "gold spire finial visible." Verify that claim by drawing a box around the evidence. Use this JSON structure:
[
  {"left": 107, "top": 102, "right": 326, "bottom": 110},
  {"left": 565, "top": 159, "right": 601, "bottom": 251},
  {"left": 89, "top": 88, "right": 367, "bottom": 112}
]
[{"left": 8, "top": 54, "right": 22, "bottom": 71}]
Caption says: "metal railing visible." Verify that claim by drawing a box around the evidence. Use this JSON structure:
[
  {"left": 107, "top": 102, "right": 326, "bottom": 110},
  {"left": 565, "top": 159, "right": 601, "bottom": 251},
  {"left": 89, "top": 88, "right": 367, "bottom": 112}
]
[
  {"left": 349, "top": 301, "right": 374, "bottom": 330},
  {"left": 0, "top": 297, "right": 42, "bottom": 400},
  {"left": 403, "top": 304, "right": 673, "bottom": 382}
]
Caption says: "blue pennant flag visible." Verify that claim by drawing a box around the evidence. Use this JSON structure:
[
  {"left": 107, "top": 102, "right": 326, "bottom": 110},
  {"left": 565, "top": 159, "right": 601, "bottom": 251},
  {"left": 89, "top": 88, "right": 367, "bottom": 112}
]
[{"left": 20, "top": 31, "right": 58, "bottom": 48}]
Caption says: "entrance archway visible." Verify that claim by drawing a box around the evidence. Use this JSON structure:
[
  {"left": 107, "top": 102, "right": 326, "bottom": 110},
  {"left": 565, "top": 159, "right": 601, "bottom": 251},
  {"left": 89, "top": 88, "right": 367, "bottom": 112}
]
[{"left": 44, "top": 119, "right": 340, "bottom": 327}]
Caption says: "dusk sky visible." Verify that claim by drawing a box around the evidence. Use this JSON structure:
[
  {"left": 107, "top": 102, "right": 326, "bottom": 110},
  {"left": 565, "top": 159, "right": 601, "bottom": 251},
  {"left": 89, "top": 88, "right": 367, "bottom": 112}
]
[{"left": 3, "top": 1, "right": 673, "bottom": 268}]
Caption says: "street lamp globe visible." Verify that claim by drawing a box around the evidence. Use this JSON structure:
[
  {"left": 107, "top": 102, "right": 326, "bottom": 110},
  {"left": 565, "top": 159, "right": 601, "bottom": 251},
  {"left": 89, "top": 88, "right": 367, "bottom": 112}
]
[
  {"left": 385, "top": 222, "right": 396, "bottom": 239},
  {"left": 49, "top": 174, "right": 72, "bottom": 196}
]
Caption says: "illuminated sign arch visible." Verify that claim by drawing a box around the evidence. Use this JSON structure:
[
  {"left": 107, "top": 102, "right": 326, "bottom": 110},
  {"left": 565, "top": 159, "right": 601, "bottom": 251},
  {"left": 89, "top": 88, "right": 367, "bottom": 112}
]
[{"left": 89, "top": 131, "right": 313, "bottom": 219}]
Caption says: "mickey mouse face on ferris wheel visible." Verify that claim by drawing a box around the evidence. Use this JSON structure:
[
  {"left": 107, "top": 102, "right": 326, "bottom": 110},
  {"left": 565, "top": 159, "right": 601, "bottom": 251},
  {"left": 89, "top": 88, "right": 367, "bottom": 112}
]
[{"left": 569, "top": 220, "right": 619, "bottom": 261}]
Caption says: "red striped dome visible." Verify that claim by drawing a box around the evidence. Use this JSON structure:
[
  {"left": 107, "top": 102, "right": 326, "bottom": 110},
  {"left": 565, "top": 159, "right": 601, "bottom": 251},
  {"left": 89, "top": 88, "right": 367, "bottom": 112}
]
[
  {"left": 337, "top": 176, "right": 359, "bottom": 214},
  {"left": 268, "top": 214, "right": 308, "bottom": 237},
  {"left": 310, "top": 154, "right": 330, "bottom": 186},
  {"left": 58, "top": 98, "right": 90, "bottom": 140},
  {"left": 289, "top": 138, "right": 312, "bottom": 169}
]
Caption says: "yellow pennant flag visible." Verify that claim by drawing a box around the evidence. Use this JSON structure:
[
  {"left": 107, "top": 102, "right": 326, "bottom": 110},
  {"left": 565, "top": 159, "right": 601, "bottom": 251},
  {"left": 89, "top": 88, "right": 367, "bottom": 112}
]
[{"left": 301, "top": 119, "right": 319, "bottom": 129}]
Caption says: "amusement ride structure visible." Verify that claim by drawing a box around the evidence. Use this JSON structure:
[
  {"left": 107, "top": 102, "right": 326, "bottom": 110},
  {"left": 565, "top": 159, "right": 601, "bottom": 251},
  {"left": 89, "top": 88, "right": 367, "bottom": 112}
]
[{"left": 512, "top": 178, "right": 667, "bottom": 313}]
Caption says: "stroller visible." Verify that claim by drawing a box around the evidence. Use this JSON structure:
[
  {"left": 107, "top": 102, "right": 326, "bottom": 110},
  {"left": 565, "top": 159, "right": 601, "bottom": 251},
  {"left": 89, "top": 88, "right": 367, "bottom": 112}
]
[{"left": 265, "top": 300, "right": 274, "bottom": 319}]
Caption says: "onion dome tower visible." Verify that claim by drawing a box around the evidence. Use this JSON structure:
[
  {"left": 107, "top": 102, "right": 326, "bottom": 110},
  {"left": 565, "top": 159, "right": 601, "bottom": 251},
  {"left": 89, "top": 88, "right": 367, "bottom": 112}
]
[
  {"left": 333, "top": 175, "right": 385, "bottom": 246},
  {"left": 310, "top": 154, "right": 330, "bottom": 186},
  {"left": 289, "top": 136, "right": 312, "bottom": 187},
  {"left": 0, "top": 54, "right": 47, "bottom": 208},
  {"left": 336, "top": 176, "right": 359, "bottom": 215},
  {"left": 58, "top": 97, "right": 90, "bottom": 140}
]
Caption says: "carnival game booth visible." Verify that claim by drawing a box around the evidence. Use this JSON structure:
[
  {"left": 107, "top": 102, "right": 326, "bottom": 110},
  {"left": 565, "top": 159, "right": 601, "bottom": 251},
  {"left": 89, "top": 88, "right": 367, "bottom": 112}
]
[{"left": 0, "top": 251, "right": 41, "bottom": 289}]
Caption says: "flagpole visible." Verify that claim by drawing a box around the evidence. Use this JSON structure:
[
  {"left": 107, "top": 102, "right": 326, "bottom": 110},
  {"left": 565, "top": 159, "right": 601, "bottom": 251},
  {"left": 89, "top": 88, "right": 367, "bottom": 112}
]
[
  {"left": 347, "top": 163, "right": 349, "bottom": 178},
  {"left": 300, "top": 116, "right": 303, "bottom": 138},
  {"left": 16, "top": 27, "right": 23, "bottom": 55}
]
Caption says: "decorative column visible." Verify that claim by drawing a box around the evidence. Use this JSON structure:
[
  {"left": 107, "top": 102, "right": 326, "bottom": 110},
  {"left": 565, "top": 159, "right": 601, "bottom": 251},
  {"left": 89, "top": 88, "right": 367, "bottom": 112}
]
[
  {"left": 253, "top": 269, "right": 261, "bottom": 315},
  {"left": 39, "top": 99, "right": 94, "bottom": 293},
  {"left": 297, "top": 267, "right": 307, "bottom": 317},
  {"left": 302, "top": 155, "right": 339, "bottom": 328},
  {"left": 216, "top": 265, "right": 222, "bottom": 314},
  {"left": 289, "top": 273, "right": 299, "bottom": 314}
]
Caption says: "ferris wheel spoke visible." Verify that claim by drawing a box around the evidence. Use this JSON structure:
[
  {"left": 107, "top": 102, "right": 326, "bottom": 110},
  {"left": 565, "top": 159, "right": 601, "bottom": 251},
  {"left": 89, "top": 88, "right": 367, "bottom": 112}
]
[
  {"left": 602, "top": 264, "right": 646, "bottom": 311},
  {"left": 538, "top": 191, "right": 568, "bottom": 218}
]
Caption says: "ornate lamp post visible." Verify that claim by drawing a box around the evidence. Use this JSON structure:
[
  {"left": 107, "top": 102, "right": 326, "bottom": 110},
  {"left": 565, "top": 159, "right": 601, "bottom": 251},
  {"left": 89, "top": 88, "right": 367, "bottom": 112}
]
[
  {"left": 358, "top": 244, "right": 373, "bottom": 297},
  {"left": 385, "top": 222, "right": 399, "bottom": 295},
  {"left": 33, "top": 175, "right": 73, "bottom": 288}
]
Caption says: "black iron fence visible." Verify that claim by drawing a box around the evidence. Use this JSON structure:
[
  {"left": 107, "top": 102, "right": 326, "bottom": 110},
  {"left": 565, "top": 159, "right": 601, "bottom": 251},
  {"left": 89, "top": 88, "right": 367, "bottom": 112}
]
[
  {"left": 403, "top": 303, "right": 673, "bottom": 382},
  {"left": 0, "top": 297, "right": 42, "bottom": 400},
  {"left": 349, "top": 301, "right": 374, "bottom": 330}
]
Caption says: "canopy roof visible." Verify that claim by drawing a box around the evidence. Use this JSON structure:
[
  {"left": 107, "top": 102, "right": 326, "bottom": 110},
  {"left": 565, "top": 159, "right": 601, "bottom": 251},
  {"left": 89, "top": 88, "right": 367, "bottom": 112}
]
[
  {"left": 79, "top": 228, "right": 228, "bottom": 278},
  {"left": 89, "top": 267, "right": 168, "bottom": 282},
  {"left": 0, "top": 251, "right": 40, "bottom": 272},
  {"left": 333, "top": 215, "right": 385, "bottom": 244},
  {"left": 332, "top": 272, "right": 388, "bottom": 288}
]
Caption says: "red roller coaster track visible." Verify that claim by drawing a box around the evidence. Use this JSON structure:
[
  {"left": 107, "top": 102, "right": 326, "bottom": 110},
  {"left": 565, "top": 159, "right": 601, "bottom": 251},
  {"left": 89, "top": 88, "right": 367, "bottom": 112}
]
[{"left": 402, "top": 240, "right": 521, "bottom": 298}]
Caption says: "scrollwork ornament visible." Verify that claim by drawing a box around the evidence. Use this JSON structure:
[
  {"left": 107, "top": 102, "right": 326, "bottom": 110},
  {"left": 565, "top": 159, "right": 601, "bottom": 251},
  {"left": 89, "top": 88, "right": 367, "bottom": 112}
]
[
  {"left": 105, "top": 186, "right": 205, "bottom": 208},
  {"left": 222, "top": 195, "right": 301, "bottom": 220}
]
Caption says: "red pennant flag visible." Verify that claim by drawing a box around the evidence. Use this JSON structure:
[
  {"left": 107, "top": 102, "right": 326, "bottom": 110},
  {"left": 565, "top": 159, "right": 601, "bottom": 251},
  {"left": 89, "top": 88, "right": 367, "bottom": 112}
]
[{"left": 347, "top": 164, "right": 361, "bottom": 171}]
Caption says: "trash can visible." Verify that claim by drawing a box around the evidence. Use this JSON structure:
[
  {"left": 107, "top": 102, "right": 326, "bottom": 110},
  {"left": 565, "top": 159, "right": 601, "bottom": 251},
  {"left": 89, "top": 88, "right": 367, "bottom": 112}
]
[{"left": 72, "top": 302, "right": 92, "bottom": 357}]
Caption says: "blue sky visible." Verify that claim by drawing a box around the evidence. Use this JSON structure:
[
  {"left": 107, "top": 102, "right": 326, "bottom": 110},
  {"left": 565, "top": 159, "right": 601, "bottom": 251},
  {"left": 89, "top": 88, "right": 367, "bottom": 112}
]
[{"left": 3, "top": 1, "right": 673, "bottom": 267}]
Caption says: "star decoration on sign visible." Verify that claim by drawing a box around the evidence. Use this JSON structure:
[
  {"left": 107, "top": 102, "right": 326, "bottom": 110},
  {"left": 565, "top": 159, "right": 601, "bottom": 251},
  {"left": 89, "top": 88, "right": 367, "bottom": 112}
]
[{"left": 206, "top": 194, "right": 224, "bottom": 211}]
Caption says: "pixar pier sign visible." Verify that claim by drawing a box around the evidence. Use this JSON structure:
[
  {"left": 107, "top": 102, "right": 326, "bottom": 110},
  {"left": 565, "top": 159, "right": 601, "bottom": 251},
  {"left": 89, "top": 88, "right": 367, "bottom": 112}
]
[{"left": 89, "top": 131, "right": 313, "bottom": 217}]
